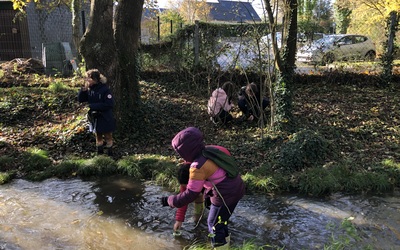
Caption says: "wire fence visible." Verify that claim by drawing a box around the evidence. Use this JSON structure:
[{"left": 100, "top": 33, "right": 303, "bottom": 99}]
[{"left": 140, "top": 16, "right": 400, "bottom": 78}]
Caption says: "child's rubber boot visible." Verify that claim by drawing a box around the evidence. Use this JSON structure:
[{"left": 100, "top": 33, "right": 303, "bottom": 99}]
[
  {"left": 193, "top": 201, "right": 204, "bottom": 223},
  {"left": 213, "top": 234, "right": 231, "bottom": 249},
  {"left": 97, "top": 145, "right": 104, "bottom": 155},
  {"left": 225, "top": 233, "right": 231, "bottom": 245},
  {"left": 105, "top": 146, "right": 113, "bottom": 157}
]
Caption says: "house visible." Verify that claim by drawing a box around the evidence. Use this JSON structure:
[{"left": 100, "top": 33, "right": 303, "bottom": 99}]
[
  {"left": 141, "top": 7, "right": 168, "bottom": 44},
  {"left": 140, "top": 1, "right": 261, "bottom": 44},
  {"left": 207, "top": 0, "right": 261, "bottom": 23}
]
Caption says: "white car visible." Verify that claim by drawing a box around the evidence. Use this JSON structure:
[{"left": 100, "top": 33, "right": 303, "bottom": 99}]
[
  {"left": 296, "top": 34, "right": 376, "bottom": 65},
  {"left": 215, "top": 40, "right": 260, "bottom": 70}
]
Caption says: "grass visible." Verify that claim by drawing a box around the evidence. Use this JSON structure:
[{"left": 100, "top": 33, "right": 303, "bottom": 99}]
[
  {"left": 0, "top": 70, "right": 400, "bottom": 197},
  {"left": 177, "top": 217, "right": 365, "bottom": 249}
]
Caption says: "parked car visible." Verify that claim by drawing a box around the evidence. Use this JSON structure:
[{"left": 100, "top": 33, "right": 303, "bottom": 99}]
[
  {"left": 297, "top": 32, "right": 325, "bottom": 45},
  {"left": 261, "top": 32, "right": 283, "bottom": 49},
  {"left": 296, "top": 34, "right": 376, "bottom": 65},
  {"left": 215, "top": 40, "right": 261, "bottom": 70}
]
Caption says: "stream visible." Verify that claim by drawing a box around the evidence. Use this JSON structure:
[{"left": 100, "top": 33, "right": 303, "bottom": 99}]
[{"left": 1, "top": 176, "right": 399, "bottom": 249}]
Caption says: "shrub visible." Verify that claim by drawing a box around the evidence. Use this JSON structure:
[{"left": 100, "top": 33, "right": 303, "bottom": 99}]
[
  {"left": 22, "top": 147, "right": 52, "bottom": 172},
  {"left": 48, "top": 80, "right": 68, "bottom": 92},
  {"left": 117, "top": 154, "right": 177, "bottom": 180},
  {"left": 329, "top": 165, "right": 394, "bottom": 193},
  {"left": 379, "top": 159, "right": 400, "bottom": 186},
  {"left": 278, "top": 129, "right": 333, "bottom": 171},
  {"left": 297, "top": 167, "right": 340, "bottom": 196},
  {"left": 0, "top": 155, "right": 14, "bottom": 171},
  {"left": 351, "top": 172, "right": 392, "bottom": 193},
  {"left": 241, "top": 172, "right": 286, "bottom": 194},
  {"left": 53, "top": 159, "right": 83, "bottom": 178},
  {"left": 117, "top": 156, "right": 144, "bottom": 179},
  {"left": 24, "top": 169, "right": 53, "bottom": 182},
  {"left": 77, "top": 155, "right": 118, "bottom": 177},
  {"left": 0, "top": 172, "right": 13, "bottom": 184}
]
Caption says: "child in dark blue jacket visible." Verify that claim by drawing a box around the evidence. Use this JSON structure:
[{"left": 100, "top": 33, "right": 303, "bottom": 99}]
[{"left": 78, "top": 69, "right": 116, "bottom": 156}]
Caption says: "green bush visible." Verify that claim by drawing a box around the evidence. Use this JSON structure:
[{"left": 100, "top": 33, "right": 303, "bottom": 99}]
[
  {"left": 242, "top": 172, "right": 285, "bottom": 194},
  {"left": 77, "top": 155, "right": 118, "bottom": 177},
  {"left": 117, "top": 154, "right": 177, "bottom": 180},
  {"left": 48, "top": 80, "right": 68, "bottom": 92},
  {"left": 0, "top": 172, "right": 13, "bottom": 184},
  {"left": 379, "top": 159, "right": 400, "bottom": 186},
  {"left": 0, "top": 155, "right": 14, "bottom": 171},
  {"left": 297, "top": 167, "right": 340, "bottom": 196},
  {"left": 22, "top": 148, "right": 52, "bottom": 172},
  {"left": 350, "top": 172, "right": 392, "bottom": 193},
  {"left": 117, "top": 156, "right": 144, "bottom": 179},
  {"left": 53, "top": 159, "right": 83, "bottom": 178},
  {"left": 278, "top": 130, "right": 333, "bottom": 171},
  {"left": 24, "top": 169, "right": 54, "bottom": 182}
]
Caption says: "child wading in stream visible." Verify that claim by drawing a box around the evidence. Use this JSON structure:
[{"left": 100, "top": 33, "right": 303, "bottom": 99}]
[{"left": 160, "top": 127, "right": 245, "bottom": 249}]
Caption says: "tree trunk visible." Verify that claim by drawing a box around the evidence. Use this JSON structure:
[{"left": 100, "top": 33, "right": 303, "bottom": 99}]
[
  {"left": 79, "top": 0, "right": 116, "bottom": 79},
  {"left": 113, "top": 0, "right": 144, "bottom": 131},
  {"left": 71, "top": 0, "right": 81, "bottom": 61},
  {"left": 264, "top": 0, "right": 297, "bottom": 132},
  {"left": 381, "top": 11, "right": 399, "bottom": 85},
  {"left": 285, "top": 0, "right": 297, "bottom": 71}
]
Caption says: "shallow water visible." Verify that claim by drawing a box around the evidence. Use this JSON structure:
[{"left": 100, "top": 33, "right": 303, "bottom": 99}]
[{"left": 1, "top": 176, "right": 399, "bottom": 249}]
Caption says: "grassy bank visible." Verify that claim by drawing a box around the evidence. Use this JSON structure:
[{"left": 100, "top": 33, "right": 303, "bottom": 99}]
[{"left": 1, "top": 71, "right": 400, "bottom": 197}]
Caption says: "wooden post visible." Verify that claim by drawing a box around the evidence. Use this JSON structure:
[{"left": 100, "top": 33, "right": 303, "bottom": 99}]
[
  {"left": 194, "top": 20, "right": 199, "bottom": 66},
  {"left": 158, "top": 16, "right": 160, "bottom": 41}
]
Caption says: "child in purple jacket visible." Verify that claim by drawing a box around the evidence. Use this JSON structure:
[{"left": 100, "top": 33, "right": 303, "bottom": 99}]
[{"left": 161, "top": 127, "right": 245, "bottom": 249}]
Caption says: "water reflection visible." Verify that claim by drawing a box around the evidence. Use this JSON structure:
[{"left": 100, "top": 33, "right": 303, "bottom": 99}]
[{"left": 1, "top": 177, "right": 399, "bottom": 249}]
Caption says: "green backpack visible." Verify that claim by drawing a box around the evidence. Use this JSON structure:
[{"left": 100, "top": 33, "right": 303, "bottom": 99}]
[{"left": 202, "top": 147, "right": 239, "bottom": 178}]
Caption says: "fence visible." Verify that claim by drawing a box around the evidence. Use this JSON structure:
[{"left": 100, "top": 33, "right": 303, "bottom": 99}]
[{"left": 140, "top": 15, "right": 399, "bottom": 80}]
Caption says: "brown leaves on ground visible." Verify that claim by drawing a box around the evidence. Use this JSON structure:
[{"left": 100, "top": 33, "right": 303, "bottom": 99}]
[{"left": 1, "top": 70, "right": 400, "bottom": 173}]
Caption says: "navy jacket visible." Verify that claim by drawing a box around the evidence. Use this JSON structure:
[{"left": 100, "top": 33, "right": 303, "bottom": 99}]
[{"left": 78, "top": 83, "right": 116, "bottom": 133}]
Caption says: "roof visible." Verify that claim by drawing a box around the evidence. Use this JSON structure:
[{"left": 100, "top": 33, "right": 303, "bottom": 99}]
[
  {"left": 208, "top": 0, "right": 261, "bottom": 23},
  {"left": 142, "top": 8, "right": 167, "bottom": 20}
]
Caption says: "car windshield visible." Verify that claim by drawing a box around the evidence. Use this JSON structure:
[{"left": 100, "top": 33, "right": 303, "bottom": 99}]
[{"left": 312, "top": 35, "right": 339, "bottom": 46}]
